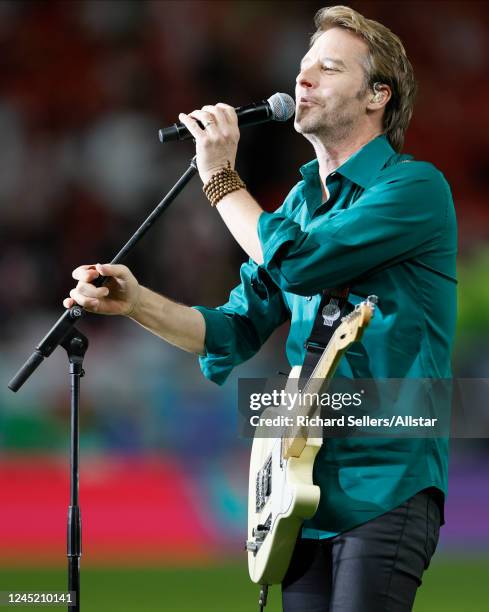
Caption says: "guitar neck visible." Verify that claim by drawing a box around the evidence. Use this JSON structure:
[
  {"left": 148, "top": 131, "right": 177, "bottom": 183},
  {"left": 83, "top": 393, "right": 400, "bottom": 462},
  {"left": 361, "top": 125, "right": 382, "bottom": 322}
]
[
  {"left": 302, "top": 348, "right": 343, "bottom": 398},
  {"left": 280, "top": 299, "right": 375, "bottom": 460},
  {"left": 281, "top": 343, "right": 348, "bottom": 459}
]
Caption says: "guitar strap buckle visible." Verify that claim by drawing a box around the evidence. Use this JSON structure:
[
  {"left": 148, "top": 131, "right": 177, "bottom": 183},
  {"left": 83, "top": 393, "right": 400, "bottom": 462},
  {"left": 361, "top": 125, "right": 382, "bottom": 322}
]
[{"left": 300, "top": 287, "right": 352, "bottom": 389}]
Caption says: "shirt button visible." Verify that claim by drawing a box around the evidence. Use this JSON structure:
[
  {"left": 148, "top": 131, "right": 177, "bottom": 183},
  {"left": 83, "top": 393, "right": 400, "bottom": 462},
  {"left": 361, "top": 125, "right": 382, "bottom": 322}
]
[{"left": 306, "top": 296, "right": 312, "bottom": 301}]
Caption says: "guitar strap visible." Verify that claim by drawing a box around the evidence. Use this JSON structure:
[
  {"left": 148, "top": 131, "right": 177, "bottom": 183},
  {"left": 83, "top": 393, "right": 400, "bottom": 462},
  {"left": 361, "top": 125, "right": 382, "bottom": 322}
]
[{"left": 299, "top": 287, "right": 353, "bottom": 390}]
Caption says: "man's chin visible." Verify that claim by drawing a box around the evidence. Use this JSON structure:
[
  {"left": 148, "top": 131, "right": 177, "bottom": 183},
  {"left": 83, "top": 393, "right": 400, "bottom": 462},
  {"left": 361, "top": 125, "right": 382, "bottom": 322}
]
[
  {"left": 294, "top": 120, "right": 304, "bottom": 134},
  {"left": 294, "top": 119, "right": 321, "bottom": 135}
]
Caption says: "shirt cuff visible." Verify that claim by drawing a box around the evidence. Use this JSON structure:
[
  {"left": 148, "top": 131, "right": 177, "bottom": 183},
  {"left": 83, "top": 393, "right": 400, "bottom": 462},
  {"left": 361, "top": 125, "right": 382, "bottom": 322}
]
[{"left": 191, "top": 305, "right": 235, "bottom": 386}]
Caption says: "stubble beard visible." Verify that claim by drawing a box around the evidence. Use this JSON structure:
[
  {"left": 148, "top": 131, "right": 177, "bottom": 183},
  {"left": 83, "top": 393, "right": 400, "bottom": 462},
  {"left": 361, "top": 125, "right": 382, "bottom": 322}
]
[
  {"left": 295, "top": 104, "right": 356, "bottom": 144},
  {"left": 295, "top": 87, "right": 368, "bottom": 144}
]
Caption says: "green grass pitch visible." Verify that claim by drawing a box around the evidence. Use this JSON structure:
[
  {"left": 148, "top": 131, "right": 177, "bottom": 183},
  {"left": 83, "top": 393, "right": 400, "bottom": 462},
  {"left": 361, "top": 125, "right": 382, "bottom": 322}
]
[{"left": 1, "top": 558, "right": 488, "bottom": 611}]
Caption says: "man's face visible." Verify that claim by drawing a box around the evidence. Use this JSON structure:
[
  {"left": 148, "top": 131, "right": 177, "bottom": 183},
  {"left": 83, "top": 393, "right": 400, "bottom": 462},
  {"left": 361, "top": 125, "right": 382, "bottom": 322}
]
[{"left": 294, "top": 27, "right": 371, "bottom": 140}]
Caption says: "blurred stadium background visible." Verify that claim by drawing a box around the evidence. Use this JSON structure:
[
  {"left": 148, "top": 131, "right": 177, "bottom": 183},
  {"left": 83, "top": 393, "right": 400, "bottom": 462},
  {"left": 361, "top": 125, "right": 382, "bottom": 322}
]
[{"left": 0, "top": 1, "right": 488, "bottom": 610}]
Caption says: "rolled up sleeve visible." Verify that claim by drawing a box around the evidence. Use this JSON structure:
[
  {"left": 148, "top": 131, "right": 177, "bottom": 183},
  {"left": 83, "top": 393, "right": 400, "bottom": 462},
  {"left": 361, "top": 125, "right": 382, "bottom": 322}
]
[
  {"left": 192, "top": 261, "right": 289, "bottom": 385},
  {"left": 257, "top": 163, "right": 451, "bottom": 295}
]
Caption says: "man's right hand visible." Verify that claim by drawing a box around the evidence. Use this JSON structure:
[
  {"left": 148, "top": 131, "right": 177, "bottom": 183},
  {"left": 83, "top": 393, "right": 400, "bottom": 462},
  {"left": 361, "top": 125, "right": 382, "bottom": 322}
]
[
  {"left": 63, "top": 263, "right": 140, "bottom": 317},
  {"left": 63, "top": 262, "right": 206, "bottom": 355}
]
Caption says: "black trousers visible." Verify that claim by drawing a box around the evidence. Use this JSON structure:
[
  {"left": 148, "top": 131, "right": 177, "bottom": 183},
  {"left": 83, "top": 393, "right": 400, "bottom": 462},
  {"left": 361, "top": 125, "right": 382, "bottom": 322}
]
[{"left": 282, "top": 489, "right": 441, "bottom": 612}]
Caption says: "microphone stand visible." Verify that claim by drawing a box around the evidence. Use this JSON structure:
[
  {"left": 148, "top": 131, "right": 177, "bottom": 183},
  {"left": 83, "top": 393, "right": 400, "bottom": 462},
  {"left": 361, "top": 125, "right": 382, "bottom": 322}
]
[{"left": 8, "top": 156, "right": 199, "bottom": 611}]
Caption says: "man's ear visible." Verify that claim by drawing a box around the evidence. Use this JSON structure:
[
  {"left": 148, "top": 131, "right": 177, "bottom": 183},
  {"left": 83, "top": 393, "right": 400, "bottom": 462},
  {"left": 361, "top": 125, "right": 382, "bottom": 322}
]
[{"left": 367, "top": 82, "right": 392, "bottom": 110}]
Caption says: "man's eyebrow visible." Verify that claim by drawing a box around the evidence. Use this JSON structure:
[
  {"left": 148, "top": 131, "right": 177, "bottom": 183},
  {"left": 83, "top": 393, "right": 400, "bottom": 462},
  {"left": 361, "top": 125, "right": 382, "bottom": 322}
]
[{"left": 300, "top": 56, "right": 347, "bottom": 69}]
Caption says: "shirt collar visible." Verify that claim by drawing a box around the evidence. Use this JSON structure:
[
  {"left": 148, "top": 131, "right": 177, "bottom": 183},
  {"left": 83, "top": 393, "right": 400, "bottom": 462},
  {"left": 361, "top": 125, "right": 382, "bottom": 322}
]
[{"left": 299, "top": 134, "right": 396, "bottom": 190}]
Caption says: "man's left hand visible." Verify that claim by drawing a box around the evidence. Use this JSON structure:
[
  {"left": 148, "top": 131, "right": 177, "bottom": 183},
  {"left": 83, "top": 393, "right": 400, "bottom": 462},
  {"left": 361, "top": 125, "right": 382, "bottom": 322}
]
[{"left": 178, "top": 103, "right": 240, "bottom": 184}]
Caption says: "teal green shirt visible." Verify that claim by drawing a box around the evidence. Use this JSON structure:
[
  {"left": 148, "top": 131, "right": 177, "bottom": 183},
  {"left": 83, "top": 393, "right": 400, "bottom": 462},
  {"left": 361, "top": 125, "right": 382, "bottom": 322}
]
[{"left": 194, "top": 135, "right": 457, "bottom": 537}]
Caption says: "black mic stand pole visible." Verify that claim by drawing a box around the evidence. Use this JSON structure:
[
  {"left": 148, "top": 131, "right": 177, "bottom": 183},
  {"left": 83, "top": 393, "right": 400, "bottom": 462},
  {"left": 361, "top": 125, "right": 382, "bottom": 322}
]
[
  {"left": 8, "top": 156, "right": 198, "bottom": 611},
  {"left": 63, "top": 329, "right": 87, "bottom": 612}
]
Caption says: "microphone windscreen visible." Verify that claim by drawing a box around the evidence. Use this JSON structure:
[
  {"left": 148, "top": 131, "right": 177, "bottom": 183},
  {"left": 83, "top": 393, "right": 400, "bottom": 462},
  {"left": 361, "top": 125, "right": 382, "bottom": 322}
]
[{"left": 267, "top": 93, "right": 295, "bottom": 122}]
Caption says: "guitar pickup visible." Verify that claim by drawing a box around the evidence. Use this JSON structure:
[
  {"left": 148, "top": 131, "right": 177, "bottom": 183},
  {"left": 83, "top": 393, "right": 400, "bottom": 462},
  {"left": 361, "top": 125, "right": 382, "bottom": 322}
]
[
  {"left": 255, "top": 455, "right": 272, "bottom": 512},
  {"left": 255, "top": 455, "right": 272, "bottom": 513}
]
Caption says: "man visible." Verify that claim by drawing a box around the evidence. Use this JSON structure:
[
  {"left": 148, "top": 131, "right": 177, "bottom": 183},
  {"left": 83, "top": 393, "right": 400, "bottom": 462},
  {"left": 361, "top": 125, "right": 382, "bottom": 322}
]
[{"left": 64, "top": 6, "right": 457, "bottom": 611}]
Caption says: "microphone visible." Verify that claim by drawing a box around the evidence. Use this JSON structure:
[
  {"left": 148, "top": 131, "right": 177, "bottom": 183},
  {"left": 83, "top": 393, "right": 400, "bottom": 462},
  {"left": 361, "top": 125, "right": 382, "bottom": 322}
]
[{"left": 158, "top": 92, "right": 295, "bottom": 143}]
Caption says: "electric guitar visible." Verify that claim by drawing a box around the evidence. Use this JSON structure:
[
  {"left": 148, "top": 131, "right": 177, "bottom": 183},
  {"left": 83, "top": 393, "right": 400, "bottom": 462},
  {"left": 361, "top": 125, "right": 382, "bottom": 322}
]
[{"left": 246, "top": 296, "right": 377, "bottom": 587}]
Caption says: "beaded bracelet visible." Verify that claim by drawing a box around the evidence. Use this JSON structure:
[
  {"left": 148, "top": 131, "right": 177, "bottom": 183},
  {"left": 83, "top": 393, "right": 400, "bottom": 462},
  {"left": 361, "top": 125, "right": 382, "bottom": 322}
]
[{"left": 203, "top": 161, "right": 246, "bottom": 207}]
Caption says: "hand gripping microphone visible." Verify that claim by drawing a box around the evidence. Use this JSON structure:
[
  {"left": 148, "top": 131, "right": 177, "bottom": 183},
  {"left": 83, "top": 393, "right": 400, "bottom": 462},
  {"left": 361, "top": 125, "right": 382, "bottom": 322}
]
[{"left": 158, "top": 92, "right": 295, "bottom": 143}]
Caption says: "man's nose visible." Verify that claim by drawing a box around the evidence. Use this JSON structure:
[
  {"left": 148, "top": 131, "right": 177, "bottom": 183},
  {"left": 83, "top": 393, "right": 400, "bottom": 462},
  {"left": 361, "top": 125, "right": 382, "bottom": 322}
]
[{"left": 296, "top": 67, "right": 315, "bottom": 88}]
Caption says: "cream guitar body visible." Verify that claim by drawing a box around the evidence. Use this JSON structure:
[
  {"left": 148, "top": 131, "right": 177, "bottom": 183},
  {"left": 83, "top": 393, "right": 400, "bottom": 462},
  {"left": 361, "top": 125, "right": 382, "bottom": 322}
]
[
  {"left": 246, "top": 296, "right": 377, "bottom": 588},
  {"left": 247, "top": 366, "right": 321, "bottom": 584}
]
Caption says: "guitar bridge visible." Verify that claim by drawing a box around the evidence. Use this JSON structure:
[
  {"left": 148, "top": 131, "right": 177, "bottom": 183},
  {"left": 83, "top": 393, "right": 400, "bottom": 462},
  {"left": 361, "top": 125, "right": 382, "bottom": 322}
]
[
  {"left": 246, "top": 514, "right": 272, "bottom": 556},
  {"left": 255, "top": 454, "right": 272, "bottom": 513},
  {"left": 253, "top": 514, "right": 272, "bottom": 541}
]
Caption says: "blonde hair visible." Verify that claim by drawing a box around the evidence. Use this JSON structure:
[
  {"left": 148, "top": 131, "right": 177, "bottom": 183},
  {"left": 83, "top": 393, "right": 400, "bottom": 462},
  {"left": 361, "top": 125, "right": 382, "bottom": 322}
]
[{"left": 311, "top": 5, "right": 417, "bottom": 152}]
